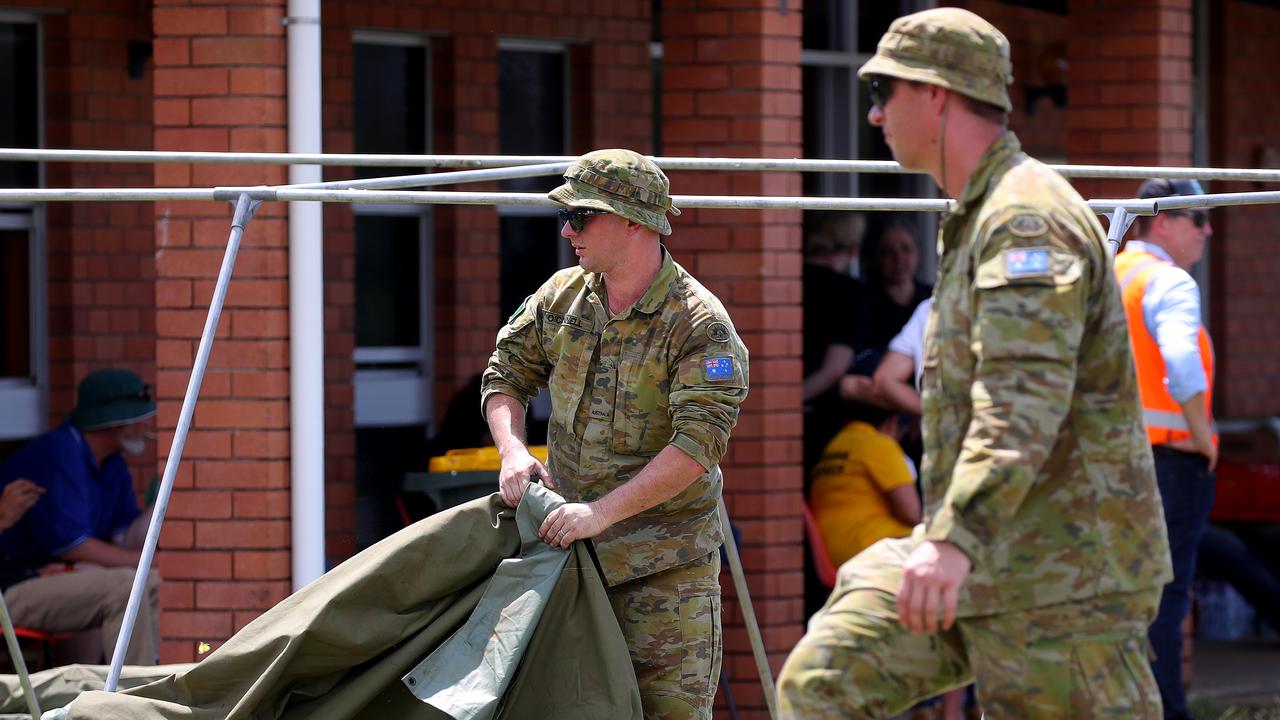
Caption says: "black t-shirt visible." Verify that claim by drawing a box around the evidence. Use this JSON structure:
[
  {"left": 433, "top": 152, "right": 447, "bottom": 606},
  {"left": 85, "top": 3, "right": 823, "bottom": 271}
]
[
  {"left": 803, "top": 263, "right": 867, "bottom": 376},
  {"left": 862, "top": 281, "right": 932, "bottom": 352}
]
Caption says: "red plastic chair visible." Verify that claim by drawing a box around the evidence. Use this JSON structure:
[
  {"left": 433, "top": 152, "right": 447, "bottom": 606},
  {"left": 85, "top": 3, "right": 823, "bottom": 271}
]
[
  {"left": 802, "top": 502, "right": 839, "bottom": 590},
  {"left": 7, "top": 626, "right": 67, "bottom": 671}
]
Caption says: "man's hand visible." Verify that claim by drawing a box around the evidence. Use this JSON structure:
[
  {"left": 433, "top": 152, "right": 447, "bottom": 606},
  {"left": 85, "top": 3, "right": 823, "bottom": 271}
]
[
  {"left": 537, "top": 502, "right": 610, "bottom": 550},
  {"left": 896, "top": 540, "right": 971, "bottom": 634},
  {"left": 497, "top": 448, "right": 554, "bottom": 508},
  {"left": 0, "top": 479, "right": 44, "bottom": 531}
]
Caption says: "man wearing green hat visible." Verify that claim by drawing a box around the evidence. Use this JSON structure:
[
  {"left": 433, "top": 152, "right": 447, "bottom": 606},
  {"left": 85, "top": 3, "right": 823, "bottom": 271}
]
[
  {"left": 0, "top": 368, "right": 161, "bottom": 666},
  {"left": 482, "top": 148, "right": 749, "bottom": 718},
  {"left": 778, "top": 8, "right": 1171, "bottom": 718}
]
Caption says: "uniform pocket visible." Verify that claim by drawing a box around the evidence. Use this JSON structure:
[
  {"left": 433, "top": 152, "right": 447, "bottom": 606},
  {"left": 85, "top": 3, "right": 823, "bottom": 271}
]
[
  {"left": 678, "top": 581, "right": 722, "bottom": 698},
  {"left": 612, "top": 349, "right": 672, "bottom": 455}
]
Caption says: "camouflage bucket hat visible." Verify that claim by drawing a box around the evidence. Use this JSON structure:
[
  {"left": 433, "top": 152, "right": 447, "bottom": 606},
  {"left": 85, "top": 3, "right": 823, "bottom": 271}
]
[
  {"left": 857, "top": 7, "right": 1013, "bottom": 113},
  {"left": 548, "top": 149, "right": 681, "bottom": 236}
]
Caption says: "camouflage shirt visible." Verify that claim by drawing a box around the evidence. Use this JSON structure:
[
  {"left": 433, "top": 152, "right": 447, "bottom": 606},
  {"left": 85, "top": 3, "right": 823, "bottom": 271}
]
[
  {"left": 482, "top": 249, "right": 749, "bottom": 587},
  {"left": 919, "top": 132, "right": 1172, "bottom": 614}
]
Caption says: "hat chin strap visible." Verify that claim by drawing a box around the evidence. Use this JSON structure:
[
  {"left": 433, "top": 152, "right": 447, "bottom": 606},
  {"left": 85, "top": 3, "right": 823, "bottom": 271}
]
[{"left": 938, "top": 92, "right": 951, "bottom": 196}]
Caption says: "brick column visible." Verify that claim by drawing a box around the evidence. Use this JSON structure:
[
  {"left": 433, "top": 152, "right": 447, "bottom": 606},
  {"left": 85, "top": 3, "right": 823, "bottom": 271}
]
[
  {"left": 1067, "top": 0, "right": 1195, "bottom": 200},
  {"left": 662, "top": 4, "right": 804, "bottom": 717},
  {"left": 151, "top": 0, "right": 291, "bottom": 663}
]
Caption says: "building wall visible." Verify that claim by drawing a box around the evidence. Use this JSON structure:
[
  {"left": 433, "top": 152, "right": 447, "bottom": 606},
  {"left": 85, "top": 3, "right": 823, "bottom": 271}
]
[{"left": 1209, "top": 0, "right": 1280, "bottom": 418}]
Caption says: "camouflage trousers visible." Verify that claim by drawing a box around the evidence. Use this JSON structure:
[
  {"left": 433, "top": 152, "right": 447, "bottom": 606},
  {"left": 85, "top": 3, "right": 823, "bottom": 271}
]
[
  {"left": 778, "top": 548, "right": 1162, "bottom": 719},
  {"left": 608, "top": 550, "right": 722, "bottom": 720}
]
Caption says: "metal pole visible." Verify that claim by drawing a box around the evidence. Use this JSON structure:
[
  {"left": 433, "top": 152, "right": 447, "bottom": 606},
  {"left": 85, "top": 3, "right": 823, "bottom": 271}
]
[
  {"left": 717, "top": 496, "right": 778, "bottom": 720},
  {"left": 6, "top": 146, "right": 1280, "bottom": 182},
  {"left": 0, "top": 591, "right": 42, "bottom": 719},
  {"left": 104, "top": 193, "right": 262, "bottom": 691},
  {"left": 1105, "top": 207, "right": 1137, "bottom": 257},
  {"left": 278, "top": 161, "right": 572, "bottom": 192}
]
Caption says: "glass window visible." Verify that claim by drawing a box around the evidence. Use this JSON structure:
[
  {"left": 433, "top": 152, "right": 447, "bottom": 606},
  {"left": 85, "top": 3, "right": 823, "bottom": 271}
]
[
  {"left": 355, "top": 214, "right": 421, "bottom": 348},
  {"left": 499, "top": 46, "right": 567, "bottom": 195},
  {"left": 0, "top": 22, "right": 37, "bottom": 189},
  {"left": 0, "top": 228, "right": 30, "bottom": 377},
  {"left": 353, "top": 42, "right": 426, "bottom": 180}
]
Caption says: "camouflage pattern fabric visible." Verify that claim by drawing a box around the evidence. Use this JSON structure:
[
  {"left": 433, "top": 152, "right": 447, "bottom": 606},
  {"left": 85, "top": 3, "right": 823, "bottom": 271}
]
[
  {"left": 778, "top": 130, "right": 1172, "bottom": 715},
  {"left": 778, "top": 538, "right": 1162, "bottom": 718},
  {"left": 918, "top": 131, "right": 1170, "bottom": 613},
  {"left": 608, "top": 551, "right": 721, "bottom": 719},
  {"left": 548, "top": 149, "right": 681, "bottom": 235},
  {"left": 857, "top": 7, "right": 1013, "bottom": 112},
  {"left": 481, "top": 248, "right": 749, "bottom": 587}
]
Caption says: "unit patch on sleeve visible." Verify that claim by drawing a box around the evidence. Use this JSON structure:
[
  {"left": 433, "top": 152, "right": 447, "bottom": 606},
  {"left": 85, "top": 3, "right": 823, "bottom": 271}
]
[
  {"left": 1003, "top": 247, "right": 1051, "bottom": 277},
  {"left": 706, "top": 321, "right": 732, "bottom": 343},
  {"left": 703, "top": 357, "right": 736, "bottom": 381}
]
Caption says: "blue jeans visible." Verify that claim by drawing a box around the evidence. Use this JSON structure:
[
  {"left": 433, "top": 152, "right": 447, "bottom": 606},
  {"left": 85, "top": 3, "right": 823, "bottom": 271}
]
[{"left": 1147, "top": 446, "right": 1216, "bottom": 720}]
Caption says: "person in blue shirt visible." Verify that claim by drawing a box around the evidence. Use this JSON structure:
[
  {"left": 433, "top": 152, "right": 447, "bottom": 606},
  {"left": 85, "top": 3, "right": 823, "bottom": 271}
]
[{"left": 0, "top": 368, "right": 160, "bottom": 666}]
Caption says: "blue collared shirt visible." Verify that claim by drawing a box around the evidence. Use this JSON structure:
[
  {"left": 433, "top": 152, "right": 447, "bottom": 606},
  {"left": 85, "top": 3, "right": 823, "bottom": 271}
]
[
  {"left": 0, "top": 422, "right": 139, "bottom": 587},
  {"left": 1125, "top": 241, "right": 1209, "bottom": 402}
]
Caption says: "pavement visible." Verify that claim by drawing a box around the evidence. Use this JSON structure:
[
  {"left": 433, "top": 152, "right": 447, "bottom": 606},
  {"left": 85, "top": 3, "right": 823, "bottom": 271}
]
[{"left": 1188, "top": 638, "right": 1280, "bottom": 707}]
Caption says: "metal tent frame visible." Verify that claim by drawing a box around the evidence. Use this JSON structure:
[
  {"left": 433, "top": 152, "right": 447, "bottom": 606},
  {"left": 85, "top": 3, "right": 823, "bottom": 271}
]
[{"left": 2, "top": 147, "right": 1278, "bottom": 719}]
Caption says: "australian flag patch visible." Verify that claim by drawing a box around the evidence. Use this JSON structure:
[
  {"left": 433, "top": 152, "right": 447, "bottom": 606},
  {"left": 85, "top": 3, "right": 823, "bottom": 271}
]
[
  {"left": 704, "top": 357, "right": 735, "bottom": 381},
  {"left": 1003, "top": 248, "right": 1051, "bottom": 277}
]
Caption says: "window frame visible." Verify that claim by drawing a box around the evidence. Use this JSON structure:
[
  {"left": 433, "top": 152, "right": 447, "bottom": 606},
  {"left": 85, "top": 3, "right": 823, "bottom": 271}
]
[
  {"left": 0, "top": 11, "right": 47, "bottom": 440},
  {"left": 349, "top": 30, "right": 435, "bottom": 430}
]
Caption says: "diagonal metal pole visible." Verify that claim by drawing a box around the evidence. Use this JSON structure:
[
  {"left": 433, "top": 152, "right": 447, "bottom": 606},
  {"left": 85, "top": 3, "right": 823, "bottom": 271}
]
[
  {"left": 104, "top": 193, "right": 262, "bottom": 692},
  {"left": 0, "top": 591, "right": 42, "bottom": 719},
  {"left": 717, "top": 496, "right": 778, "bottom": 720}
]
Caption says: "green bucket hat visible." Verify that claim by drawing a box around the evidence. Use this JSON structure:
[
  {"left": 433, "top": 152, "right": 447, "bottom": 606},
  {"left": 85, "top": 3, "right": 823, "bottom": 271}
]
[
  {"left": 857, "top": 8, "right": 1013, "bottom": 113},
  {"left": 548, "top": 149, "right": 681, "bottom": 236},
  {"left": 69, "top": 368, "right": 156, "bottom": 431}
]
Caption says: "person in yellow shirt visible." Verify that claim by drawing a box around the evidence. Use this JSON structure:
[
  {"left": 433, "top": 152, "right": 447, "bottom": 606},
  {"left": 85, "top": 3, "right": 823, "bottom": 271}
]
[{"left": 810, "top": 404, "right": 921, "bottom": 567}]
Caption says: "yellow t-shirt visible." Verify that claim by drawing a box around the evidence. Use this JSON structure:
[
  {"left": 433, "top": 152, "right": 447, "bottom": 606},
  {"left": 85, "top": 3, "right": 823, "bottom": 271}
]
[{"left": 810, "top": 420, "right": 916, "bottom": 566}]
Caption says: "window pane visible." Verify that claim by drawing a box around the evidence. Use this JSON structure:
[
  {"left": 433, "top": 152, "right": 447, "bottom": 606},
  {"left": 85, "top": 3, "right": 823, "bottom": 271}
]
[
  {"left": 0, "top": 230, "right": 30, "bottom": 377},
  {"left": 355, "top": 215, "right": 421, "bottom": 347},
  {"left": 499, "top": 216, "right": 564, "bottom": 321},
  {"left": 804, "top": 0, "right": 850, "bottom": 52},
  {"left": 802, "top": 65, "right": 854, "bottom": 198},
  {"left": 499, "top": 49, "right": 566, "bottom": 194},
  {"left": 353, "top": 43, "right": 426, "bottom": 180},
  {"left": 857, "top": 3, "right": 900, "bottom": 55},
  {"left": 0, "top": 23, "right": 38, "bottom": 189}
]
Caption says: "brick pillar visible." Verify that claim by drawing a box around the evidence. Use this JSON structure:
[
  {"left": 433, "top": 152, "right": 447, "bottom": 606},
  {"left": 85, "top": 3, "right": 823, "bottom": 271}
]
[
  {"left": 1208, "top": 0, "right": 1280, "bottom": 418},
  {"left": 431, "top": 34, "right": 501, "bottom": 413},
  {"left": 151, "top": 0, "right": 292, "bottom": 663},
  {"left": 662, "top": 4, "right": 804, "bottom": 717},
  {"left": 42, "top": 8, "right": 156, "bottom": 485},
  {"left": 1067, "top": 0, "right": 1195, "bottom": 200}
]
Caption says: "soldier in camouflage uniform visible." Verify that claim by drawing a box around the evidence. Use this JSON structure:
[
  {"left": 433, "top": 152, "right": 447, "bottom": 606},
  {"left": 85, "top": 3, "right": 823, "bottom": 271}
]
[
  {"left": 777, "top": 9, "right": 1173, "bottom": 719},
  {"left": 481, "top": 148, "right": 750, "bottom": 719}
]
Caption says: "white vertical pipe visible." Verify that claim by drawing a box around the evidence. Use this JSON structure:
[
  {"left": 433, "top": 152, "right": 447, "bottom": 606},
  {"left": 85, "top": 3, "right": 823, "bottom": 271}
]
[{"left": 287, "top": 0, "right": 325, "bottom": 590}]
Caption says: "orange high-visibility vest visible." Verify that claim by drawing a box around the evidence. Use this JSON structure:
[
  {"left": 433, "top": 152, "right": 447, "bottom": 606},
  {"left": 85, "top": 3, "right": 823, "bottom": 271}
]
[{"left": 1115, "top": 248, "right": 1216, "bottom": 447}]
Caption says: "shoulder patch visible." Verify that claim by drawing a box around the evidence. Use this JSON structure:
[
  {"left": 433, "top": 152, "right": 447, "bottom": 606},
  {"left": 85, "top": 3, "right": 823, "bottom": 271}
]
[
  {"left": 507, "top": 298, "right": 528, "bottom": 325},
  {"left": 1002, "top": 247, "right": 1052, "bottom": 277},
  {"left": 703, "top": 356, "right": 736, "bottom": 381},
  {"left": 1007, "top": 213, "right": 1048, "bottom": 238},
  {"left": 706, "top": 321, "right": 732, "bottom": 343}
]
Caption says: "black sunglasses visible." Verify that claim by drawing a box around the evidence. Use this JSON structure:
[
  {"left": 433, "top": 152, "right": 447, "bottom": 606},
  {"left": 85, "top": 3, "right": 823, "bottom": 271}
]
[
  {"left": 1165, "top": 209, "right": 1209, "bottom": 228},
  {"left": 867, "top": 75, "right": 894, "bottom": 108},
  {"left": 558, "top": 208, "right": 609, "bottom": 232}
]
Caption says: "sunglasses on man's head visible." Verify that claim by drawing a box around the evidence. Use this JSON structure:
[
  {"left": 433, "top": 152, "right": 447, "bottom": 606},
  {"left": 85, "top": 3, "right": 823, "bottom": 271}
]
[
  {"left": 558, "top": 208, "right": 610, "bottom": 233},
  {"left": 1165, "top": 209, "right": 1210, "bottom": 229},
  {"left": 867, "top": 75, "right": 894, "bottom": 108}
]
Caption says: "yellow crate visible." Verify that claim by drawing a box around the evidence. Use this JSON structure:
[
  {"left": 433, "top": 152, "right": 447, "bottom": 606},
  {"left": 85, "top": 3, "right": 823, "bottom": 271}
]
[{"left": 428, "top": 445, "right": 548, "bottom": 472}]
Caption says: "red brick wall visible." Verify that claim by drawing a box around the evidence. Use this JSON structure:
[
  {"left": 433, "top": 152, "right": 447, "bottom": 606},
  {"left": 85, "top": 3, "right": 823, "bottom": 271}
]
[
  {"left": 960, "top": 0, "right": 1069, "bottom": 160},
  {"left": 1066, "top": 0, "right": 1195, "bottom": 201},
  {"left": 34, "top": 4, "right": 156, "bottom": 487},
  {"left": 1209, "top": 0, "right": 1280, "bottom": 417},
  {"left": 151, "top": 0, "right": 292, "bottom": 663},
  {"left": 662, "top": 3, "right": 804, "bottom": 716}
]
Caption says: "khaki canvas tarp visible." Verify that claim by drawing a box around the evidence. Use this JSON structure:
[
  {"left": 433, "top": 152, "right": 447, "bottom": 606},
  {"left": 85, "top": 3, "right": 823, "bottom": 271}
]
[{"left": 45, "top": 489, "right": 640, "bottom": 720}]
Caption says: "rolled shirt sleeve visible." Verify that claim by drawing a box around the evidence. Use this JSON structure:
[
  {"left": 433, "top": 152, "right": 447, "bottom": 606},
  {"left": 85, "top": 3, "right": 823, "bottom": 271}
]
[
  {"left": 481, "top": 292, "right": 553, "bottom": 416},
  {"left": 667, "top": 316, "right": 749, "bottom": 471},
  {"left": 1141, "top": 266, "right": 1209, "bottom": 403}
]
